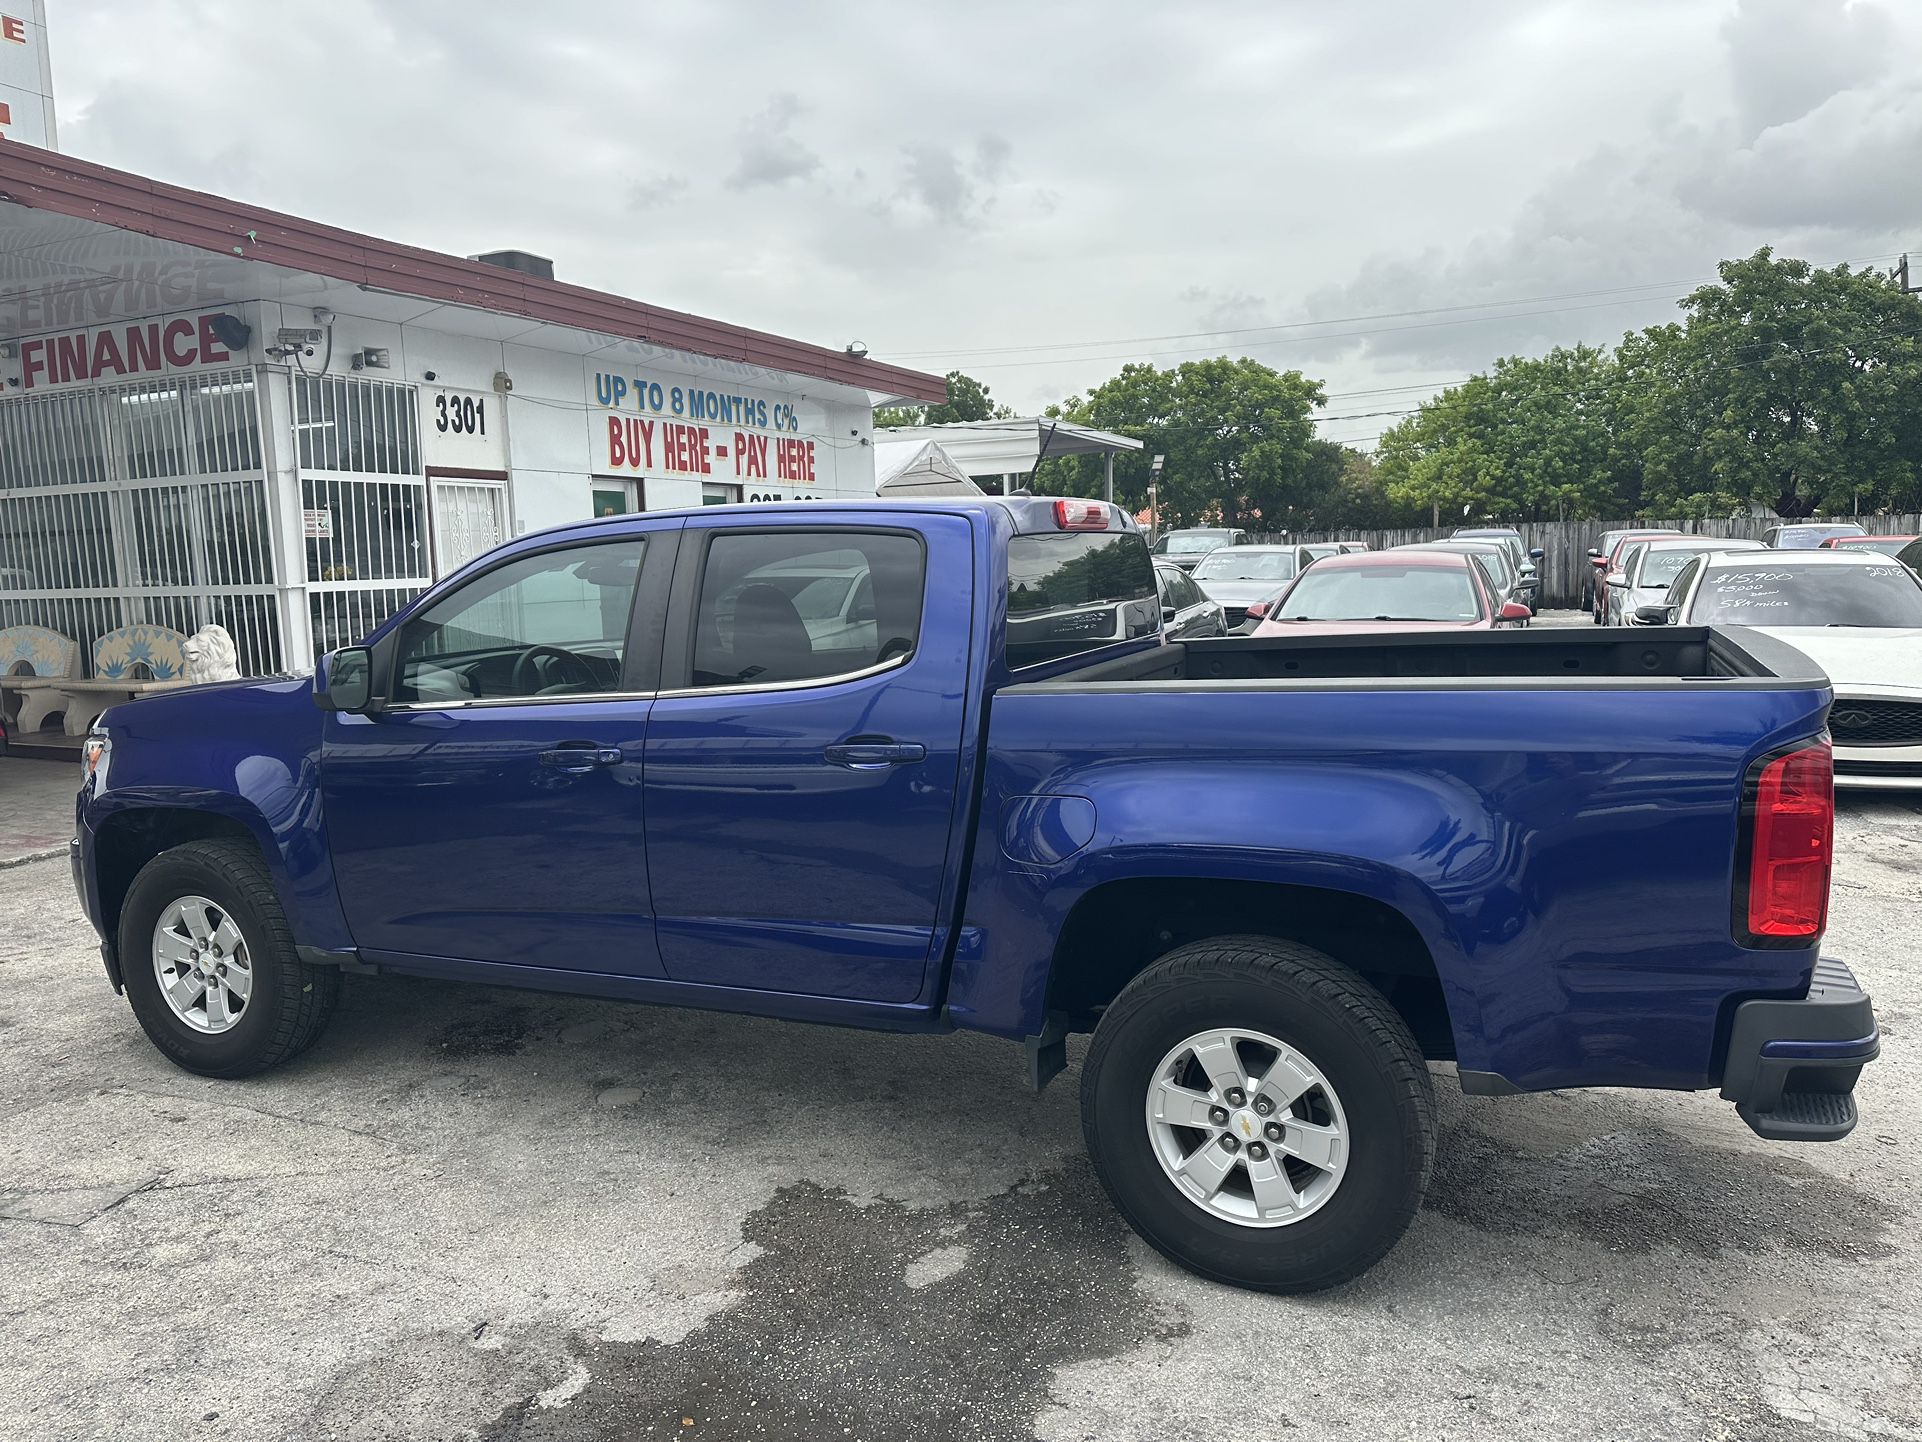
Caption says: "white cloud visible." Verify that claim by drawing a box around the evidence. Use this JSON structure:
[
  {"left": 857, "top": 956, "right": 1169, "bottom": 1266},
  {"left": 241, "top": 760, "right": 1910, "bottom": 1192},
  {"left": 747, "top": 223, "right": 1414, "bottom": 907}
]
[{"left": 38, "top": 0, "right": 1922, "bottom": 420}]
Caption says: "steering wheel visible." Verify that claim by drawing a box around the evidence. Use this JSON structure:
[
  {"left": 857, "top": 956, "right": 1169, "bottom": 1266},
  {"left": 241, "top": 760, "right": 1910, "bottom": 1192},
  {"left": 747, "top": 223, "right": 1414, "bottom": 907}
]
[{"left": 510, "top": 644, "right": 600, "bottom": 696}]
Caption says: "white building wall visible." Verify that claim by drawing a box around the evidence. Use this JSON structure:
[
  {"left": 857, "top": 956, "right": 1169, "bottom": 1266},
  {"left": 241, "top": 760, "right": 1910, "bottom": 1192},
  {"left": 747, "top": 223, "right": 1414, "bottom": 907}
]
[{"left": 4, "top": 293, "right": 882, "bottom": 676}]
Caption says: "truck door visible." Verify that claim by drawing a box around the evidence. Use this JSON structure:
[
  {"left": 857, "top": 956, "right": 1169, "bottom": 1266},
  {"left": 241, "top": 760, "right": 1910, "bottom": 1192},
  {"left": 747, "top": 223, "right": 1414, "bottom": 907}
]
[
  {"left": 642, "top": 514, "right": 973, "bottom": 1003},
  {"left": 321, "top": 527, "right": 674, "bottom": 974}
]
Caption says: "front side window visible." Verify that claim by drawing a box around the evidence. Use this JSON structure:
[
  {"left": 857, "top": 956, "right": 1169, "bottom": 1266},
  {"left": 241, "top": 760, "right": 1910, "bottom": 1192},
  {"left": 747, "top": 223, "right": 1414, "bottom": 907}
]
[
  {"left": 394, "top": 538, "right": 644, "bottom": 702},
  {"left": 691, "top": 530, "right": 924, "bottom": 688},
  {"left": 1007, "top": 531, "right": 1157, "bottom": 668}
]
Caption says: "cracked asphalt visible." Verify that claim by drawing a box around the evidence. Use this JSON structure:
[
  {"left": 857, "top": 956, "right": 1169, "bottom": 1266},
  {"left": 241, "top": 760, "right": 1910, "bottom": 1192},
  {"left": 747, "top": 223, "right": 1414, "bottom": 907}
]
[{"left": 1, "top": 762, "right": 1918, "bottom": 1440}]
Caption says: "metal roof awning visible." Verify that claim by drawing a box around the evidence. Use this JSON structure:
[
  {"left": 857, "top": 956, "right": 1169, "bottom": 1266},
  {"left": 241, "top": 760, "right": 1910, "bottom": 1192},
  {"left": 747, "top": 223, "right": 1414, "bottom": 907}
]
[
  {"left": 874, "top": 418, "right": 1142, "bottom": 479},
  {"left": 0, "top": 140, "right": 949, "bottom": 403}
]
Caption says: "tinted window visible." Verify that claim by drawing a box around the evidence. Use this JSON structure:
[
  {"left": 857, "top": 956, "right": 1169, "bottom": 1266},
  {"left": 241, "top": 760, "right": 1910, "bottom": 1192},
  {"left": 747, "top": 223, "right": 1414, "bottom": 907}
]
[
  {"left": 1007, "top": 531, "right": 1157, "bottom": 669},
  {"left": 395, "top": 538, "right": 644, "bottom": 702},
  {"left": 1276, "top": 563, "right": 1483, "bottom": 622},
  {"left": 691, "top": 531, "right": 924, "bottom": 688},
  {"left": 1687, "top": 563, "right": 1922, "bottom": 627},
  {"left": 1898, "top": 539, "right": 1922, "bottom": 572}
]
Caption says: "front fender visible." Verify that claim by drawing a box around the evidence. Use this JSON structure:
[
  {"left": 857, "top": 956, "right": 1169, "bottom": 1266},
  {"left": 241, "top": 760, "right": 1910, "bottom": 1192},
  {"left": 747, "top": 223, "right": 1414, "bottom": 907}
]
[{"left": 80, "top": 678, "right": 352, "bottom": 955}]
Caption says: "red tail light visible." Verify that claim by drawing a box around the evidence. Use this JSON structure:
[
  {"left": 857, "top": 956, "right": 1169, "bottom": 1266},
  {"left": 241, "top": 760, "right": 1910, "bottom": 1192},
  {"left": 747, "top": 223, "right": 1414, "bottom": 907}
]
[
  {"left": 1054, "top": 500, "right": 1110, "bottom": 531},
  {"left": 1741, "top": 740, "right": 1832, "bottom": 942}
]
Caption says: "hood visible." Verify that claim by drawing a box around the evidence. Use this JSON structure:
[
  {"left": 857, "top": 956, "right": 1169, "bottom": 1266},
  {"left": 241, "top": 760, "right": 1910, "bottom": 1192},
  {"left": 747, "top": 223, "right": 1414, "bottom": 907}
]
[
  {"left": 99, "top": 674, "right": 317, "bottom": 736},
  {"left": 1251, "top": 617, "right": 1489, "bottom": 638},
  {"left": 1196, "top": 577, "right": 1294, "bottom": 606},
  {"left": 1747, "top": 627, "right": 1922, "bottom": 692}
]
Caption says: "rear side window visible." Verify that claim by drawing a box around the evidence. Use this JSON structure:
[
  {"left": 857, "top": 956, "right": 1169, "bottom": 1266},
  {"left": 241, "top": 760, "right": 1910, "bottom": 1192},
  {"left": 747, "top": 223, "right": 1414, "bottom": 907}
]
[
  {"left": 691, "top": 530, "right": 924, "bottom": 688},
  {"left": 1006, "top": 531, "right": 1158, "bottom": 669}
]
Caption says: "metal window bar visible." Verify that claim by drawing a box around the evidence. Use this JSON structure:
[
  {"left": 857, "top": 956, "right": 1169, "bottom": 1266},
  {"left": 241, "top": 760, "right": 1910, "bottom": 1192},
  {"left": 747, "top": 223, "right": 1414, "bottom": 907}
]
[{"left": 0, "top": 368, "right": 284, "bottom": 681}]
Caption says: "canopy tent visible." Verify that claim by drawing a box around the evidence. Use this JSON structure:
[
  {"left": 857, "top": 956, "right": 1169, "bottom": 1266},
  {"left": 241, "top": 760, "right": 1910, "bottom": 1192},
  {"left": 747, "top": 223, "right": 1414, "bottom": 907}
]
[
  {"left": 872, "top": 439, "right": 984, "bottom": 498},
  {"left": 874, "top": 419, "right": 1142, "bottom": 496}
]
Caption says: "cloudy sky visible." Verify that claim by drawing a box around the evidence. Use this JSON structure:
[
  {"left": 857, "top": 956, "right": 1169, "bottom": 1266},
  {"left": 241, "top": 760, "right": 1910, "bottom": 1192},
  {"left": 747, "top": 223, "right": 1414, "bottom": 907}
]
[{"left": 48, "top": 0, "right": 1922, "bottom": 442}]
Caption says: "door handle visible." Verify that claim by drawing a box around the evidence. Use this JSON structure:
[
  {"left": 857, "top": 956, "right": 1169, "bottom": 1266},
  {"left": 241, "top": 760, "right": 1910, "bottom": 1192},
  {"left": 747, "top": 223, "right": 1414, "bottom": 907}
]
[
  {"left": 539, "top": 743, "right": 624, "bottom": 772},
  {"left": 823, "top": 739, "right": 927, "bottom": 769}
]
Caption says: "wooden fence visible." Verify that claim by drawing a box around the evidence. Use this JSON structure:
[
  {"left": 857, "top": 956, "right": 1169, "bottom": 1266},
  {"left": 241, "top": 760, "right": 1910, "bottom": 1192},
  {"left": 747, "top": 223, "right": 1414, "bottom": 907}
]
[{"left": 1243, "top": 515, "right": 1922, "bottom": 610}]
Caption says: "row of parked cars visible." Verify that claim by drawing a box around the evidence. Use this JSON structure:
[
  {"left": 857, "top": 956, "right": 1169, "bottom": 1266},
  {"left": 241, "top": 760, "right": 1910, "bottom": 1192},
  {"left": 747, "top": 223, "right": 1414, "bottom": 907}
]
[
  {"left": 1585, "top": 521, "right": 1922, "bottom": 792},
  {"left": 1151, "top": 519, "right": 1922, "bottom": 792},
  {"left": 1149, "top": 526, "right": 1544, "bottom": 639}
]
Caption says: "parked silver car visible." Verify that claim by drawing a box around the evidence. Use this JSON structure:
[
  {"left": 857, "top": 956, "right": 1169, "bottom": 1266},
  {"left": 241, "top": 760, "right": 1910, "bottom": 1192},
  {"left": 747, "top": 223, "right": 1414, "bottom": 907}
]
[
  {"left": 1153, "top": 562, "right": 1228, "bottom": 640},
  {"left": 1189, "top": 545, "right": 1315, "bottom": 629},
  {"left": 1604, "top": 536, "right": 1766, "bottom": 624}
]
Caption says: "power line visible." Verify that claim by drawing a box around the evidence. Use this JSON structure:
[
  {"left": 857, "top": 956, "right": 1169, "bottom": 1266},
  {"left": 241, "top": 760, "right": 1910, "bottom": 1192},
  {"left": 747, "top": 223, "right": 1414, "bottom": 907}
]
[{"left": 881, "top": 248, "right": 1915, "bottom": 374}]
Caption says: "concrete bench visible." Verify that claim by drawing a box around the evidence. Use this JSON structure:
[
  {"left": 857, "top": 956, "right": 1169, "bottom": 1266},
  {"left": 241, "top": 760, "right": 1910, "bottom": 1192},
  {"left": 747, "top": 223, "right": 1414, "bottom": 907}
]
[
  {"left": 0, "top": 626, "right": 82, "bottom": 736},
  {"left": 33, "top": 624, "right": 192, "bottom": 736}
]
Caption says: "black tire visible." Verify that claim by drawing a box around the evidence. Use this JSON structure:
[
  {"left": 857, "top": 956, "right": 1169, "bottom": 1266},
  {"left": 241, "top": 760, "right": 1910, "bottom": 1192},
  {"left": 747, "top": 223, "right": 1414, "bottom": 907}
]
[
  {"left": 1081, "top": 935, "right": 1435, "bottom": 1293},
  {"left": 119, "top": 839, "right": 340, "bottom": 1078}
]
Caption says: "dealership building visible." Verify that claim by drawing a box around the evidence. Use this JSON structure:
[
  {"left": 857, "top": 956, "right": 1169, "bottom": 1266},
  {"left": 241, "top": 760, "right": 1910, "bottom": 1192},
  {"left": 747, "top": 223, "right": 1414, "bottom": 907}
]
[{"left": 0, "top": 141, "right": 946, "bottom": 677}]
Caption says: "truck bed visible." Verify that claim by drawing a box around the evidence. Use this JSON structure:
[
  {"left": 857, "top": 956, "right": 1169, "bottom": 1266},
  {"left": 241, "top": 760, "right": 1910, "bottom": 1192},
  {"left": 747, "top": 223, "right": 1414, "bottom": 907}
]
[{"left": 1018, "top": 625, "right": 1825, "bottom": 690}]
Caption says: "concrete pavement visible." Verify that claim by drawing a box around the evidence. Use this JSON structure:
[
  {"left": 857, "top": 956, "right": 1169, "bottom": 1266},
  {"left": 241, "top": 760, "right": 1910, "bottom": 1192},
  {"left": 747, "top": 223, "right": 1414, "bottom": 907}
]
[
  {"left": 0, "top": 756, "right": 75, "bottom": 867},
  {"left": 3, "top": 618, "right": 1917, "bottom": 1441}
]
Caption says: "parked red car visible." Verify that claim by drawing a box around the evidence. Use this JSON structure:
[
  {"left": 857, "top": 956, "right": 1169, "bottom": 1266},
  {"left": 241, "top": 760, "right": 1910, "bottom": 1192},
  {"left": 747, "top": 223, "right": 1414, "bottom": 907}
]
[{"left": 1248, "top": 549, "right": 1530, "bottom": 637}]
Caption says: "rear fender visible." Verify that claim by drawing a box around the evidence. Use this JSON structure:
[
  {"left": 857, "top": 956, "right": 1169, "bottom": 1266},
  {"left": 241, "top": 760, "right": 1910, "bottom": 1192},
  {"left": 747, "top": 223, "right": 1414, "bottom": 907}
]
[{"left": 950, "top": 763, "right": 1486, "bottom": 1066}]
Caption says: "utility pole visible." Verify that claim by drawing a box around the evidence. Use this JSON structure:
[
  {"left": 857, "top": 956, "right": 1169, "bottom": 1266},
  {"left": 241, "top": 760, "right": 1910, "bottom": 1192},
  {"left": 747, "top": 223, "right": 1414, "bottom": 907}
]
[
  {"left": 1892, "top": 255, "right": 1919, "bottom": 295},
  {"left": 1148, "top": 453, "right": 1166, "bottom": 536}
]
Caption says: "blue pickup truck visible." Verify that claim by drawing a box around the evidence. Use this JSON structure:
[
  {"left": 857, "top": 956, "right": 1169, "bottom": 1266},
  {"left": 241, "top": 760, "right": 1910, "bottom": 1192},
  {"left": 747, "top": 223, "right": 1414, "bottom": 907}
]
[{"left": 72, "top": 496, "right": 1878, "bottom": 1292}]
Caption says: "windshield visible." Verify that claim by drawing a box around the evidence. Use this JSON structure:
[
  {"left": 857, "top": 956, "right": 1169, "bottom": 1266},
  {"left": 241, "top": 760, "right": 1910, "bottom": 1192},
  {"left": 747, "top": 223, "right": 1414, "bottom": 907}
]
[
  {"left": 1830, "top": 536, "right": 1911, "bottom": 556},
  {"left": 1776, "top": 525, "right": 1866, "bottom": 549},
  {"left": 1433, "top": 545, "right": 1512, "bottom": 585},
  {"left": 1159, "top": 531, "right": 1234, "bottom": 555},
  {"left": 1275, "top": 564, "right": 1482, "bottom": 622},
  {"left": 1193, "top": 550, "right": 1297, "bottom": 582},
  {"left": 1636, "top": 548, "right": 1730, "bottom": 586},
  {"left": 1688, "top": 564, "right": 1922, "bottom": 627}
]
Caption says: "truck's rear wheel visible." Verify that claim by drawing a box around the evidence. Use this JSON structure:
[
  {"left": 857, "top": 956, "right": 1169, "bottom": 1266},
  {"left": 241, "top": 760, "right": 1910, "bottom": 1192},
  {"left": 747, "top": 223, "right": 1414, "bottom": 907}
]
[
  {"left": 1081, "top": 935, "right": 1435, "bottom": 1292},
  {"left": 119, "top": 839, "right": 340, "bottom": 1078}
]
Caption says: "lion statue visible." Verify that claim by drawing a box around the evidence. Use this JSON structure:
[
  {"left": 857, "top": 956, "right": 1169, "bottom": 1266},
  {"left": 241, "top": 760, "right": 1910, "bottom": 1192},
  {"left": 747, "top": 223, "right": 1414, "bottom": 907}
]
[{"left": 182, "top": 624, "right": 242, "bottom": 685}]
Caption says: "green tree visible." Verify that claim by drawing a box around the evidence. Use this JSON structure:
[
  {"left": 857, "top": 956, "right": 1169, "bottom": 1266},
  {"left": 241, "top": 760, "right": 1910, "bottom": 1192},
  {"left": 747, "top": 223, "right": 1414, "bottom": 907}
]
[
  {"left": 1637, "top": 249, "right": 1922, "bottom": 516},
  {"left": 873, "top": 369, "right": 1015, "bottom": 427},
  {"left": 1377, "top": 344, "right": 1631, "bottom": 522},
  {"left": 1034, "top": 358, "right": 1326, "bottom": 528}
]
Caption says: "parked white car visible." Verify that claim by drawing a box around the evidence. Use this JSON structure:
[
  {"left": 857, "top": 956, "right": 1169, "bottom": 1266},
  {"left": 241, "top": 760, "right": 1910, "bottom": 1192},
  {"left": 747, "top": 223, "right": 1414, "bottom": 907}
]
[{"left": 1647, "top": 550, "right": 1922, "bottom": 790}]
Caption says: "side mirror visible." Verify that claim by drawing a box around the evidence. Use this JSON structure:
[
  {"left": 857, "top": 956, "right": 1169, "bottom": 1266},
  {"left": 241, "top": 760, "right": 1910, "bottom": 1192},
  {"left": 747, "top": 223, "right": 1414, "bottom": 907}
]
[
  {"left": 1498, "top": 601, "right": 1533, "bottom": 623},
  {"left": 1161, "top": 606, "right": 1178, "bottom": 624},
  {"left": 1244, "top": 600, "right": 1271, "bottom": 622},
  {"left": 1586, "top": 549, "right": 1603, "bottom": 561},
  {"left": 1634, "top": 604, "right": 1673, "bottom": 626},
  {"left": 1605, "top": 571, "right": 1626, "bottom": 587},
  {"left": 313, "top": 646, "right": 377, "bottom": 713},
  {"left": 1528, "top": 548, "right": 1545, "bottom": 562}
]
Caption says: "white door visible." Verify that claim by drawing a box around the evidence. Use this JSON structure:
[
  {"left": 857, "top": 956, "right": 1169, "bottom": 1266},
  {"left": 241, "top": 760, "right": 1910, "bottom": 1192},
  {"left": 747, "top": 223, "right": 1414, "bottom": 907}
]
[{"left": 430, "top": 477, "right": 506, "bottom": 577}]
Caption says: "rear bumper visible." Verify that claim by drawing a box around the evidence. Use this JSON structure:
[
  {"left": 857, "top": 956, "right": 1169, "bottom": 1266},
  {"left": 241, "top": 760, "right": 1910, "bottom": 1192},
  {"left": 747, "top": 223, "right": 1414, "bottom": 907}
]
[{"left": 1720, "top": 956, "right": 1877, "bottom": 1141}]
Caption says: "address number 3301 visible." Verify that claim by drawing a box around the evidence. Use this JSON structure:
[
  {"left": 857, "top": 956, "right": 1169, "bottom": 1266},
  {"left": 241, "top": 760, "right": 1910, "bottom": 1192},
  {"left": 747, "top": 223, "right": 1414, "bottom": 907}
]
[{"left": 433, "top": 393, "right": 487, "bottom": 436}]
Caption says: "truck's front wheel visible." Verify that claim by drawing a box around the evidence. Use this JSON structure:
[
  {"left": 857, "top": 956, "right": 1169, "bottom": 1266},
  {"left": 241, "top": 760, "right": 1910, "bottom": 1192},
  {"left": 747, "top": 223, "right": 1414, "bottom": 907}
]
[
  {"left": 1081, "top": 935, "right": 1435, "bottom": 1292},
  {"left": 119, "top": 839, "right": 340, "bottom": 1079}
]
